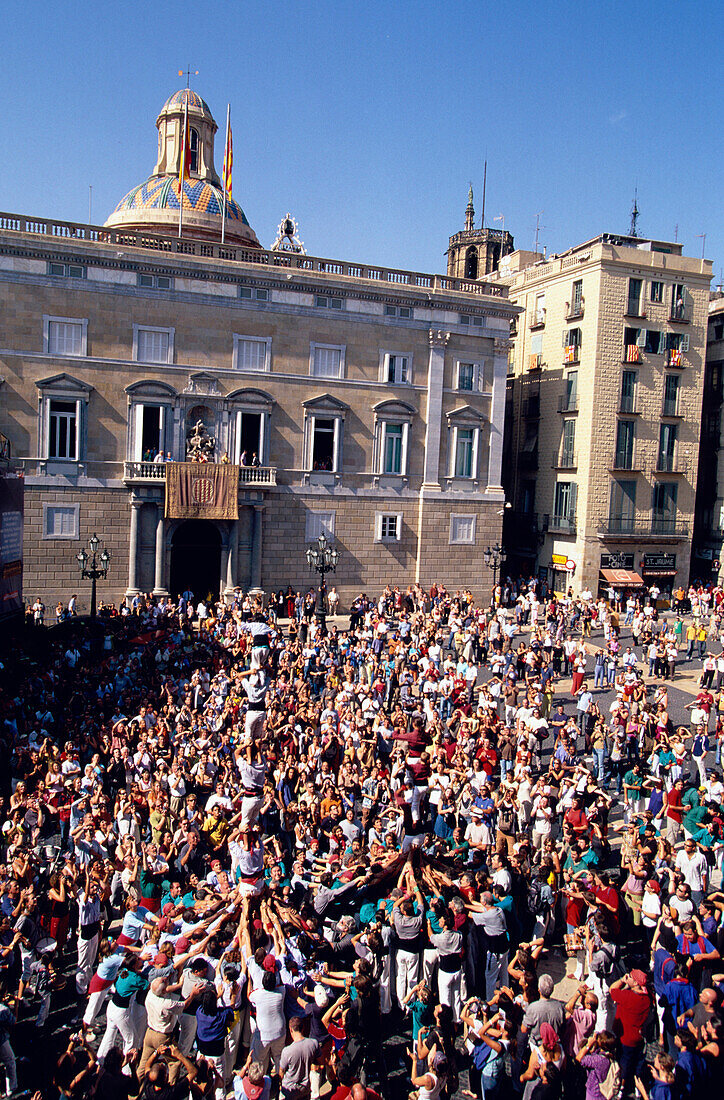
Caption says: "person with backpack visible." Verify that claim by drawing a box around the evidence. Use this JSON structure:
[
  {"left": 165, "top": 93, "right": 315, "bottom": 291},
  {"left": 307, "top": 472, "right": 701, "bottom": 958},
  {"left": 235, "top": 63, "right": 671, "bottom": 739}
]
[
  {"left": 609, "top": 969, "right": 652, "bottom": 1095},
  {"left": 576, "top": 1029, "right": 620, "bottom": 1100}
]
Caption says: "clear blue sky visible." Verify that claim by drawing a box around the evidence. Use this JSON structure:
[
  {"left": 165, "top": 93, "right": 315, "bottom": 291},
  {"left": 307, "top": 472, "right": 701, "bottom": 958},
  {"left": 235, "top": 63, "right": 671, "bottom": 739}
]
[{"left": 3, "top": 0, "right": 721, "bottom": 278}]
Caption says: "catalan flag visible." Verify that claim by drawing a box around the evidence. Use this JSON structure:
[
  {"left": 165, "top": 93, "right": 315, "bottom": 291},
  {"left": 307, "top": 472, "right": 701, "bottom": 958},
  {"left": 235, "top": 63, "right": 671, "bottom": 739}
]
[
  {"left": 222, "top": 105, "right": 233, "bottom": 197},
  {"left": 179, "top": 96, "right": 191, "bottom": 194}
]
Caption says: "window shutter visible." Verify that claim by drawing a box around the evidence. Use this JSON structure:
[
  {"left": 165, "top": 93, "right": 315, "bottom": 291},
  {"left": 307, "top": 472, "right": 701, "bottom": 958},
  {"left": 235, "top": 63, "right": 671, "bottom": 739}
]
[
  {"left": 569, "top": 482, "right": 578, "bottom": 520},
  {"left": 636, "top": 329, "right": 646, "bottom": 347},
  {"left": 562, "top": 330, "right": 568, "bottom": 348},
  {"left": 681, "top": 334, "right": 690, "bottom": 352}
]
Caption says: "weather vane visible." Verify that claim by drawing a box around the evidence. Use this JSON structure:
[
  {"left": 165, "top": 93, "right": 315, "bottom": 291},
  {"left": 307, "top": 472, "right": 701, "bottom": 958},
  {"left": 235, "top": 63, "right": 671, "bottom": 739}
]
[{"left": 178, "top": 66, "right": 199, "bottom": 89}]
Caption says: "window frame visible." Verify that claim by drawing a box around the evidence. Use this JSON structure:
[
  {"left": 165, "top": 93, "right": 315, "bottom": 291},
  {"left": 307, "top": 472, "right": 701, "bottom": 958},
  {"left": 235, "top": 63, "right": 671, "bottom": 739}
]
[
  {"left": 379, "top": 351, "right": 412, "bottom": 385},
  {"left": 47, "top": 399, "right": 79, "bottom": 461},
  {"left": 455, "top": 359, "right": 485, "bottom": 393},
  {"left": 233, "top": 334, "right": 272, "bottom": 373},
  {"left": 650, "top": 280, "right": 664, "bottom": 303},
  {"left": 132, "top": 324, "right": 175, "bottom": 365},
  {"left": 239, "top": 286, "right": 269, "bottom": 301},
  {"left": 374, "top": 512, "right": 402, "bottom": 543},
  {"left": 310, "top": 342, "right": 346, "bottom": 380},
  {"left": 43, "top": 315, "right": 88, "bottom": 358},
  {"left": 449, "top": 514, "right": 477, "bottom": 545},
  {"left": 314, "top": 294, "right": 344, "bottom": 311},
  {"left": 48, "top": 261, "right": 86, "bottom": 279},
  {"left": 305, "top": 511, "right": 336, "bottom": 542},
  {"left": 42, "top": 502, "right": 80, "bottom": 540},
  {"left": 137, "top": 273, "right": 172, "bottom": 290}
]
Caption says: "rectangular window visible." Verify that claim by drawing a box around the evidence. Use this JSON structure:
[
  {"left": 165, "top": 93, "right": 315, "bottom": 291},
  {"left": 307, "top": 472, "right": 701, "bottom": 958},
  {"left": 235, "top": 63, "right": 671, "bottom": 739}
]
[
  {"left": 663, "top": 374, "right": 679, "bottom": 416},
  {"left": 48, "top": 400, "right": 77, "bottom": 459},
  {"left": 234, "top": 335, "right": 271, "bottom": 372},
  {"left": 563, "top": 370, "right": 578, "bottom": 411},
  {"left": 627, "top": 277, "right": 642, "bottom": 316},
  {"left": 651, "top": 280, "right": 664, "bottom": 303},
  {"left": 620, "top": 370, "right": 637, "bottom": 412},
  {"left": 47, "top": 320, "right": 84, "bottom": 356},
  {"left": 449, "top": 514, "right": 476, "bottom": 544},
  {"left": 136, "top": 327, "right": 171, "bottom": 364},
  {"left": 240, "top": 286, "right": 268, "bottom": 301},
  {"left": 658, "top": 423, "right": 677, "bottom": 470},
  {"left": 652, "top": 482, "right": 678, "bottom": 532},
  {"left": 138, "top": 273, "right": 171, "bottom": 290},
  {"left": 315, "top": 295, "right": 343, "bottom": 310},
  {"left": 454, "top": 428, "right": 474, "bottom": 478},
  {"left": 645, "top": 330, "right": 663, "bottom": 354},
  {"left": 385, "top": 304, "right": 412, "bottom": 318},
  {"left": 671, "top": 283, "right": 687, "bottom": 320},
  {"left": 138, "top": 405, "right": 164, "bottom": 460},
  {"left": 572, "top": 280, "right": 583, "bottom": 314},
  {"left": 615, "top": 420, "right": 635, "bottom": 468},
  {"left": 43, "top": 503, "right": 79, "bottom": 539},
  {"left": 534, "top": 293, "right": 546, "bottom": 325},
  {"left": 529, "top": 332, "right": 543, "bottom": 369},
  {"left": 561, "top": 419, "right": 576, "bottom": 465},
  {"left": 375, "top": 513, "right": 402, "bottom": 541},
  {"left": 383, "top": 423, "right": 403, "bottom": 474},
  {"left": 385, "top": 354, "right": 410, "bottom": 384},
  {"left": 609, "top": 479, "right": 636, "bottom": 533},
  {"left": 457, "top": 361, "right": 483, "bottom": 392},
  {"left": 305, "top": 511, "right": 335, "bottom": 542},
  {"left": 312, "top": 418, "right": 335, "bottom": 470},
  {"left": 311, "top": 344, "right": 344, "bottom": 379},
  {"left": 553, "top": 481, "right": 577, "bottom": 528},
  {"left": 49, "top": 262, "right": 85, "bottom": 279}
]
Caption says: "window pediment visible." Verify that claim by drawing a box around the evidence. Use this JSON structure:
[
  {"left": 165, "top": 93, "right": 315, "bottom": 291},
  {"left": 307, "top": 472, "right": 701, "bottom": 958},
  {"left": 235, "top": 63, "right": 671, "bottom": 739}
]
[
  {"left": 373, "top": 399, "right": 416, "bottom": 419},
  {"left": 226, "top": 387, "right": 276, "bottom": 410},
  {"left": 36, "top": 372, "right": 92, "bottom": 396},
  {"left": 125, "top": 379, "right": 177, "bottom": 399},
  {"left": 302, "top": 393, "right": 349, "bottom": 415},
  {"left": 446, "top": 404, "right": 485, "bottom": 425},
  {"left": 182, "top": 372, "right": 225, "bottom": 397}
]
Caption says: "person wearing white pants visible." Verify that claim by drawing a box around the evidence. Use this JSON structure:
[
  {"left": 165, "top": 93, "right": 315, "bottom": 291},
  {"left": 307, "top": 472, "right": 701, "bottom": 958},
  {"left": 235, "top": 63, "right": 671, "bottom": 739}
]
[
  {"left": 430, "top": 917, "right": 464, "bottom": 1021},
  {"left": 75, "top": 877, "right": 103, "bottom": 996},
  {"left": 0, "top": 1003, "right": 17, "bottom": 1097},
  {"left": 97, "top": 963, "right": 149, "bottom": 1064},
  {"left": 392, "top": 877, "right": 425, "bottom": 1010}
]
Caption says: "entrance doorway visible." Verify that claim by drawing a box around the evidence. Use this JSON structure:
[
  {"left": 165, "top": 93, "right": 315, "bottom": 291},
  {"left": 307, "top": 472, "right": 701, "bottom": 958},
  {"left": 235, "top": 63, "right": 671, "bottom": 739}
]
[{"left": 170, "top": 520, "right": 222, "bottom": 601}]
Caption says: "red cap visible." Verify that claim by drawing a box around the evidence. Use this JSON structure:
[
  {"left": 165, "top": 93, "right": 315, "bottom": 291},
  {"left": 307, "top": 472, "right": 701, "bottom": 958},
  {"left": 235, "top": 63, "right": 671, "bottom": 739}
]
[
  {"left": 174, "top": 936, "right": 191, "bottom": 954},
  {"left": 262, "top": 954, "right": 277, "bottom": 972},
  {"left": 162, "top": 902, "right": 175, "bottom": 915},
  {"left": 629, "top": 968, "right": 648, "bottom": 986},
  {"left": 153, "top": 952, "right": 169, "bottom": 967}
]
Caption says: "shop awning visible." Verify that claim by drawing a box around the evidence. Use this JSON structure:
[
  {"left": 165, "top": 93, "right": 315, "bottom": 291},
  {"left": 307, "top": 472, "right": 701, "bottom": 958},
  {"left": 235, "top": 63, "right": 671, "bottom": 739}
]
[{"left": 600, "top": 568, "right": 644, "bottom": 586}]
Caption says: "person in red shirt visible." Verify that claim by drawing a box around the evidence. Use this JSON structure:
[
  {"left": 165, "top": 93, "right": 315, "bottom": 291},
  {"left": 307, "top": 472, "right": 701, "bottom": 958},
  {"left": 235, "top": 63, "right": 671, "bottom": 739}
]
[
  {"left": 589, "top": 871, "right": 621, "bottom": 935},
  {"left": 563, "top": 795, "right": 589, "bottom": 837},
  {"left": 609, "top": 968, "right": 651, "bottom": 1091}
]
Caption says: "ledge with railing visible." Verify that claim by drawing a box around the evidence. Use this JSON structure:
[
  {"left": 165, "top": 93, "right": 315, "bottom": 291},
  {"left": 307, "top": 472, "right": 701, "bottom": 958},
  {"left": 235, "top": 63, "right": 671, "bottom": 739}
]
[
  {"left": 597, "top": 517, "right": 689, "bottom": 540},
  {"left": 557, "top": 395, "right": 579, "bottom": 413},
  {"left": 0, "top": 210, "right": 505, "bottom": 299},
  {"left": 548, "top": 514, "right": 577, "bottom": 535},
  {"left": 123, "top": 461, "right": 277, "bottom": 485},
  {"left": 669, "top": 303, "right": 692, "bottom": 324},
  {"left": 552, "top": 452, "right": 578, "bottom": 470}
]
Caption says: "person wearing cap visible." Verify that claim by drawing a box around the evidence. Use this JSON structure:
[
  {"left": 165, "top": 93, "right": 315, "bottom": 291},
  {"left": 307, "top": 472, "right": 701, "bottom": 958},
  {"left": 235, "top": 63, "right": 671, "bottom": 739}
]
[
  {"left": 609, "top": 970, "right": 651, "bottom": 1093},
  {"left": 138, "top": 973, "right": 206, "bottom": 1080}
]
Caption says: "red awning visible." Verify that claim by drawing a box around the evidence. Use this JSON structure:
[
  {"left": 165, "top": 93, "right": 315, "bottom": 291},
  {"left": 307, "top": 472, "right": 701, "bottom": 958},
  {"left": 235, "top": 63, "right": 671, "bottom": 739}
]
[{"left": 600, "top": 568, "right": 644, "bottom": 587}]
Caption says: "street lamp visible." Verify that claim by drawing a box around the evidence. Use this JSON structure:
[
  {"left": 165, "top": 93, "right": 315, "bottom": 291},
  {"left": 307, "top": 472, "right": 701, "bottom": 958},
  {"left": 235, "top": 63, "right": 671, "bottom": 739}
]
[
  {"left": 77, "top": 533, "right": 111, "bottom": 619},
  {"left": 305, "top": 532, "right": 339, "bottom": 636},
  {"left": 483, "top": 542, "right": 506, "bottom": 606}
]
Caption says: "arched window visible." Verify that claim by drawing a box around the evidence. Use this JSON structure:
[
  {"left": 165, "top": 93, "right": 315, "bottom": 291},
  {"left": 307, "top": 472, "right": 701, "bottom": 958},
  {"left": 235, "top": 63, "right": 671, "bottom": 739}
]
[
  {"left": 189, "top": 128, "right": 199, "bottom": 172},
  {"left": 464, "top": 247, "right": 478, "bottom": 280}
]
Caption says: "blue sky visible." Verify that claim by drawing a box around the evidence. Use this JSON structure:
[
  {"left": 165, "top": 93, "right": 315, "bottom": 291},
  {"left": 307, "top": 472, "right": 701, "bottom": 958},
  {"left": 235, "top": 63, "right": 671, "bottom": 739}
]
[{"left": 3, "top": 0, "right": 721, "bottom": 278}]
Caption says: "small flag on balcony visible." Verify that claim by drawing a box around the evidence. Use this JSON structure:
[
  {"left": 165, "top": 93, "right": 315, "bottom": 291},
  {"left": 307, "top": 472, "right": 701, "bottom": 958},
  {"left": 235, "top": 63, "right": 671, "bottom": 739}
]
[
  {"left": 669, "top": 348, "right": 682, "bottom": 366},
  {"left": 626, "top": 344, "right": 640, "bottom": 363},
  {"left": 222, "top": 107, "right": 233, "bottom": 197},
  {"left": 528, "top": 354, "right": 541, "bottom": 370},
  {"left": 564, "top": 345, "right": 577, "bottom": 363}
]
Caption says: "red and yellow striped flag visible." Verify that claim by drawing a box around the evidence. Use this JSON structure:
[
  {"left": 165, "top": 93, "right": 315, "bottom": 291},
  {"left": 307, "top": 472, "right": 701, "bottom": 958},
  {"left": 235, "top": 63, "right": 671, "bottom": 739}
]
[
  {"left": 222, "top": 106, "right": 233, "bottom": 197},
  {"left": 179, "top": 96, "right": 191, "bottom": 194}
]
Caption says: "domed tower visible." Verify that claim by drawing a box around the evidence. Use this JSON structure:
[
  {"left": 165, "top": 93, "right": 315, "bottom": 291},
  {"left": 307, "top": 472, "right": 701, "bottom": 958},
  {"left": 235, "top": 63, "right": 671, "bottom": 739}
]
[
  {"left": 446, "top": 186, "right": 513, "bottom": 279},
  {"left": 105, "top": 89, "right": 261, "bottom": 248}
]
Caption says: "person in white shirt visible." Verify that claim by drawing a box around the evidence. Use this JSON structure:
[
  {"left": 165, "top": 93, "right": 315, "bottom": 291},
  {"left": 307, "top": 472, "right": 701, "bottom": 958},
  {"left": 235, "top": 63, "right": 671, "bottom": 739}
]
[{"left": 675, "top": 839, "right": 709, "bottom": 904}]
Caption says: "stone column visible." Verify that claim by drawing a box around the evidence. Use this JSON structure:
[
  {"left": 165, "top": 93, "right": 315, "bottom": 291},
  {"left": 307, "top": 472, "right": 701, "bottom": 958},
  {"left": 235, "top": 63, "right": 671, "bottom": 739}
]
[
  {"left": 250, "top": 505, "right": 264, "bottom": 594},
  {"left": 422, "top": 330, "right": 450, "bottom": 489},
  {"left": 225, "top": 519, "right": 238, "bottom": 595},
  {"left": 486, "top": 337, "right": 510, "bottom": 492},
  {"left": 153, "top": 504, "right": 167, "bottom": 595},
  {"left": 126, "top": 498, "right": 141, "bottom": 598}
]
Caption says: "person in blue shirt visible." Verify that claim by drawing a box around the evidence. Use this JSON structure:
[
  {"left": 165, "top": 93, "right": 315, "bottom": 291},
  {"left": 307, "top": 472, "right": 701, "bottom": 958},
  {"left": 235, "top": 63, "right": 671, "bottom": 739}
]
[
  {"left": 635, "top": 1051, "right": 677, "bottom": 1100},
  {"left": 674, "top": 1027, "right": 708, "bottom": 1099}
]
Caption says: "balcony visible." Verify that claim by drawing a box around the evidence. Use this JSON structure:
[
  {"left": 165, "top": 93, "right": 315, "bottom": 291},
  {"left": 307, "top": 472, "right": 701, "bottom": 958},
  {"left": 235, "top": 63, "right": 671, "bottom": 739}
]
[
  {"left": 529, "top": 310, "right": 546, "bottom": 330},
  {"left": 655, "top": 456, "right": 688, "bottom": 476},
  {"left": 565, "top": 299, "right": 585, "bottom": 321},
  {"left": 557, "top": 394, "right": 579, "bottom": 413},
  {"left": 625, "top": 301, "right": 646, "bottom": 319},
  {"left": 610, "top": 453, "right": 639, "bottom": 472},
  {"left": 522, "top": 398, "right": 540, "bottom": 419},
  {"left": 669, "top": 303, "right": 692, "bottom": 324},
  {"left": 527, "top": 354, "right": 543, "bottom": 371},
  {"left": 618, "top": 400, "right": 640, "bottom": 415},
  {"left": 597, "top": 517, "right": 689, "bottom": 541},
  {"left": 661, "top": 401, "right": 681, "bottom": 418},
  {"left": 548, "top": 514, "right": 576, "bottom": 535},
  {"left": 552, "top": 452, "right": 578, "bottom": 470},
  {"left": 622, "top": 344, "right": 642, "bottom": 363},
  {"left": 664, "top": 348, "right": 685, "bottom": 368},
  {"left": 123, "top": 461, "right": 278, "bottom": 485},
  {"left": 563, "top": 345, "right": 580, "bottom": 364}
]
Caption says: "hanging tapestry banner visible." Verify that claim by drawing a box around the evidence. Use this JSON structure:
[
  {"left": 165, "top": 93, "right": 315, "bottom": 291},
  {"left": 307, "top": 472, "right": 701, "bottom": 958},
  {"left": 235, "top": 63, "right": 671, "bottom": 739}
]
[{"left": 165, "top": 463, "right": 239, "bottom": 520}]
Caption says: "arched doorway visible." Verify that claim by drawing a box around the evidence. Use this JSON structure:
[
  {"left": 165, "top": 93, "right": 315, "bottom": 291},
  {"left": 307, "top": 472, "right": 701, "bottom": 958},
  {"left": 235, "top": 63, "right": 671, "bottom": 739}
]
[{"left": 170, "top": 520, "right": 222, "bottom": 601}]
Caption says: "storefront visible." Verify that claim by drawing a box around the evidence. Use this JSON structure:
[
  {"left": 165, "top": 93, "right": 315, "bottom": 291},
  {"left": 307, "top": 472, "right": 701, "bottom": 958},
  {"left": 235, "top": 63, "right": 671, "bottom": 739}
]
[
  {"left": 598, "top": 552, "right": 644, "bottom": 597},
  {"left": 640, "top": 553, "right": 676, "bottom": 598},
  {"left": 550, "top": 553, "right": 574, "bottom": 595}
]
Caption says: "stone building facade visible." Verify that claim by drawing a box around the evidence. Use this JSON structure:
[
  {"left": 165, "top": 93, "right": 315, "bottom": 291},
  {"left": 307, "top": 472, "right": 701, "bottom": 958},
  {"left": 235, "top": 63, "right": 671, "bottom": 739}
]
[
  {"left": 493, "top": 235, "right": 712, "bottom": 595},
  {"left": 0, "top": 90, "right": 517, "bottom": 612},
  {"left": 691, "top": 292, "right": 724, "bottom": 582}
]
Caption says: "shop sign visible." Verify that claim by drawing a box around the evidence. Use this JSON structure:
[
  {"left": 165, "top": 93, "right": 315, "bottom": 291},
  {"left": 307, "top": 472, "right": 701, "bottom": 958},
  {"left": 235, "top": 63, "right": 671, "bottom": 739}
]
[
  {"left": 642, "top": 552, "right": 676, "bottom": 575},
  {"left": 551, "top": 553, "right": 568, "bottom": 566},
  {"left": 601, "top": 552, "right": 634, "bottom": 570}
]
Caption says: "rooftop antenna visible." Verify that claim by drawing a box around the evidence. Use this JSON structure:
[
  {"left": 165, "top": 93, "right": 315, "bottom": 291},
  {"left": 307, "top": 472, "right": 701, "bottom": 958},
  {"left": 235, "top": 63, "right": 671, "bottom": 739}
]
[
  {"left": 629, "top": 188, "right": 640, "bottom": 237},
  {"left": 178, "top": 66, "right": 199, "bottom": 88},
  {"left": 696, "top": 232, "right": 707, "bottom": 260},
  {"left": 88, "top": 185, "right": 92, "bottom": 225},
  {"left": 674, "top": 223, "right": 678, "bottom": 242},
  {"left": 480, "top": 159, "right": 487, "bottom": 229},
  {"left": 534, "top": 211, "right": 545, "bottom": 254}
]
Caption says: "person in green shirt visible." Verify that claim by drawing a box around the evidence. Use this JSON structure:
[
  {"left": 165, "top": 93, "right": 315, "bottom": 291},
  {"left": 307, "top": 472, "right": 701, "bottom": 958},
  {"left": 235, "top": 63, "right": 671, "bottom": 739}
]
[
  {"left": 403, "top": 979, "right": 434, "bottom": 1039},
  {"left": 623, "top": 763, "right": 644, "bottom": 820}
]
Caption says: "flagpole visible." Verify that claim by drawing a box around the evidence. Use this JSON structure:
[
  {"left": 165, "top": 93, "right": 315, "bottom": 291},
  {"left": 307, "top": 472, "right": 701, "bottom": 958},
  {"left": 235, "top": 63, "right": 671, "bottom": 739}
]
[
  {"left": 221, "top": 103, "right": 230, "bottom": 245},
  {"left": 178, "top": 96, "right": 189, "bottom": 239}
]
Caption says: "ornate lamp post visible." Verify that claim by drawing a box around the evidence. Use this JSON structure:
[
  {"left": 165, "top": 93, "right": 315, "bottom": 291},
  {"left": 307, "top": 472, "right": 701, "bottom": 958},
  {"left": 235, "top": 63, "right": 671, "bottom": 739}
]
[
  {"left": 76, "top": 533, "right": 111, "bottom": 620},
  {"left": 305, "top": 532, "right": 339, "bottom": 635},
  {"left": 483, "top": 542, "right": 506, "bottom": 606}
]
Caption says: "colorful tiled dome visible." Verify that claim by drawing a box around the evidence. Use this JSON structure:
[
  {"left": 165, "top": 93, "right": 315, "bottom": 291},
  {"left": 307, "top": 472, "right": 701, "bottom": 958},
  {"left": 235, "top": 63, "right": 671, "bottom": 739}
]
[
  {"left": 112, "top": 175, "right": 251, "bottom": 226},
  {"left": 161, "top": 89, "right": 212, "bottom": 115}
]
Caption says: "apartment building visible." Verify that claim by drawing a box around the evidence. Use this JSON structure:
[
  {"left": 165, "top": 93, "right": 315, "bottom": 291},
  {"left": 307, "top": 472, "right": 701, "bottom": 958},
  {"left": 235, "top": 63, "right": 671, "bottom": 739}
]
[
  {"left": 496, "top": 234, "right": 712, "bottom": 595},
  {"left": 691, "top": 292, "right": 724, "bottom": 581},
  {"left": 0, "top": 89, "right": 516, "bottom": 611}
]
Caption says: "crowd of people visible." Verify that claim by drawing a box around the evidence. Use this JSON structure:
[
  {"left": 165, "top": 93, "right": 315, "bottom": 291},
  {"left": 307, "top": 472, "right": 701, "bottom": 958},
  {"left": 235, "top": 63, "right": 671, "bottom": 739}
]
[{"left": 0, "top": 577, "right": 723, "bottom": 1100}]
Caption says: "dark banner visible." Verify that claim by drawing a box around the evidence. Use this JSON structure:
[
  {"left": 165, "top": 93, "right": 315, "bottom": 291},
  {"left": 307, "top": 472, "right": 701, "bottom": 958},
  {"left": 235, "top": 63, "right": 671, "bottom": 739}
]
[
  {"left": 0, "top": 472, "right": 23, "bottom": 620},
  {"left": 165, "top": 462, "right": 239, "bottom": 520}
]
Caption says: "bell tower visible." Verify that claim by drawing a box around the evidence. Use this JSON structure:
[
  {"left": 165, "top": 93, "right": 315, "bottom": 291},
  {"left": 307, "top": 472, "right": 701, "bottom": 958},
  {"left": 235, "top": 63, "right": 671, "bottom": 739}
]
[{"left": 446, "top": 187, "right": 514, "bottom": 280}]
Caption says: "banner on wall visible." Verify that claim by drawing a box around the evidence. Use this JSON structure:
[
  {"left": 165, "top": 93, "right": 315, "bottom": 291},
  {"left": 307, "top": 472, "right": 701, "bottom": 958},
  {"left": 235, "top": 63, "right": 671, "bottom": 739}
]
[
  {"left": 0, "top": 471, "right": 23, "bottom": 621},
  {"left": 165, "top": 463, "right": 239, "bottom": 520}
]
